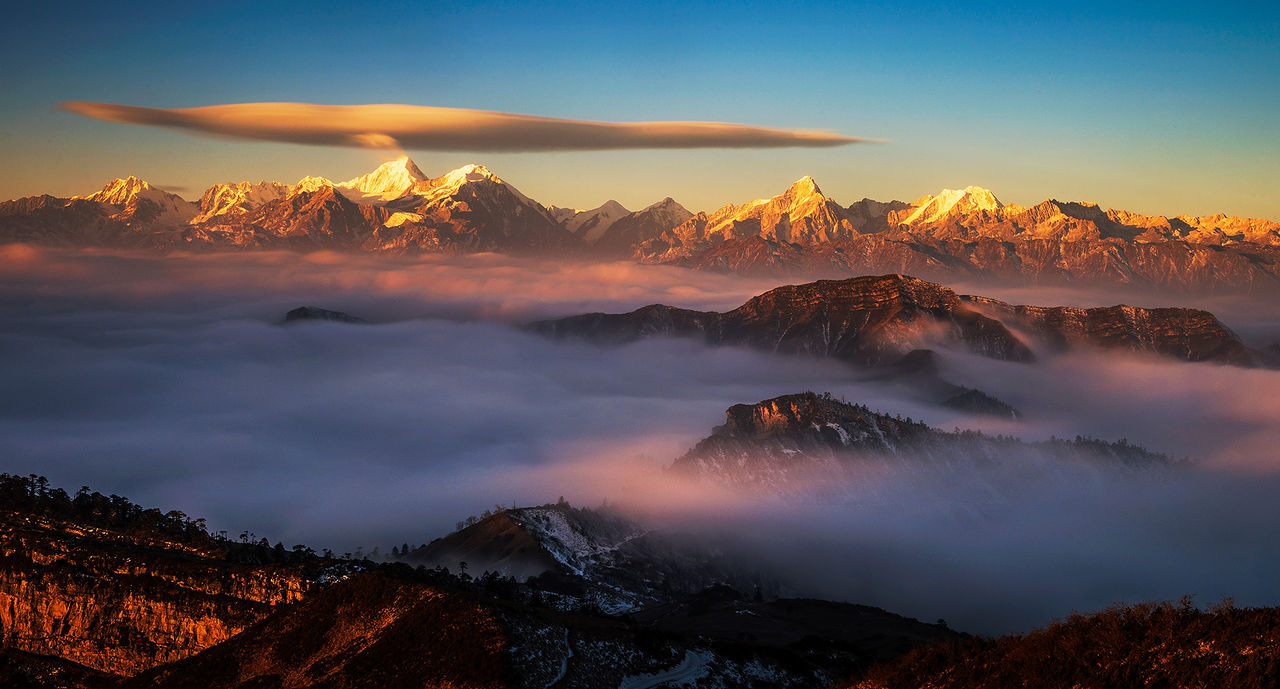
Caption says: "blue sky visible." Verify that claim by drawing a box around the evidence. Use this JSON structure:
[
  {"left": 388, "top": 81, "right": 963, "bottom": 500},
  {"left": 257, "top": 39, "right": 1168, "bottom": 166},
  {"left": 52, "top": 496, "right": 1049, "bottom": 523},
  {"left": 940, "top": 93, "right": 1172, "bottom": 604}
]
[{"left": 2, "top": 1, "right": 1277, "bottom": 217}]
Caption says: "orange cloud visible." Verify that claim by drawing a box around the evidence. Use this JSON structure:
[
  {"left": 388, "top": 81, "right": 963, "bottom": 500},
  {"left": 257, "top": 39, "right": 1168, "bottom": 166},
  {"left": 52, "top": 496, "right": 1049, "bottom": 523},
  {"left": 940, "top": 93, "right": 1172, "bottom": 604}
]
[{"left": 61, "top": 101, "right": 867, "bottom": 152}]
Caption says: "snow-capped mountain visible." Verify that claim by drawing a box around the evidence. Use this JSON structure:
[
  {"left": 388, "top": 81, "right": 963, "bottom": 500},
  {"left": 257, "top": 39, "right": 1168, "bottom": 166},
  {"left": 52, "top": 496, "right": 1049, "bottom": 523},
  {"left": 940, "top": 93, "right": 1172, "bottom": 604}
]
[
  {"left": 335, "top": 155, "right": 428, "bottom": 202},
  {"left": 2, "top": 157, "right": 1278, "bottom": 291},
  {"left": 634, "top": 175, "right": 860, "bottom": 263},
  {"left": 367, "top": 162, "right": 575, "bottom": 253},
  {"left": 551, "top": 199, "right": 631, "bottom": 243},
  {"left": 194, "top": 180, "right": 291, "bottom": 223},
  {"left": 593, "top": 197, "right": 693, "bottom": 257},
  {"left": 291, "top": 175, "right": 335, "bottom": 195},
  {"left": 894, "top": 186, "right": 1002, "bottom": 226},
  {"left": 75, "top": 177, "right": 197, "bottom": 227}
]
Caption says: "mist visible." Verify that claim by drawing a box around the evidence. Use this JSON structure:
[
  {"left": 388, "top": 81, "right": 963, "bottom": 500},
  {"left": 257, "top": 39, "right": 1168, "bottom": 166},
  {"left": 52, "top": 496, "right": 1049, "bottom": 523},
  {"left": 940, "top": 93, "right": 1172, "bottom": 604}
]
[{"left": 3, "top": 245, "right": 1279, "bottom": 634}]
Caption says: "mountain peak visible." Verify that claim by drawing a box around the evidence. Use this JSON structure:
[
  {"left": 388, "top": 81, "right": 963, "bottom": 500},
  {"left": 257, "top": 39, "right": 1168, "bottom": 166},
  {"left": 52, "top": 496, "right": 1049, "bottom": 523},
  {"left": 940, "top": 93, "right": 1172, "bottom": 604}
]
[
  {"left": 339, "top": 157, "right": 428, "bottom": 198},
  {"left": 435, "top": 163, "right": 498, "bottom": 189},
  {"left": 644, "top": 197, "right": 685, "bottom": 212},
  {"left": 562, "top": 199, "right": 632, "bottom": 242},
  {"left": 78, "top": 176, "right": 154, "bottom": 205},
  {"left": 292, "top": 175, "right": 334, "bottom": 195},
  {"left": 786, "top": 175, "right": 824, "bottom": 197},
  {"left": 900, "top": 185, "right": 1002, "bottom": 225}
]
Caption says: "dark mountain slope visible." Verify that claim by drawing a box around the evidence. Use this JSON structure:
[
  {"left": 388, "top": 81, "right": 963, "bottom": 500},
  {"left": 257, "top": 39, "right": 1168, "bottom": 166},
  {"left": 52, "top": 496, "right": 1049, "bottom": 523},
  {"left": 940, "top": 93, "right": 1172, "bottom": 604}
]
[{"left": 851, "top": 601, "right": 1280, "bottom": 689}]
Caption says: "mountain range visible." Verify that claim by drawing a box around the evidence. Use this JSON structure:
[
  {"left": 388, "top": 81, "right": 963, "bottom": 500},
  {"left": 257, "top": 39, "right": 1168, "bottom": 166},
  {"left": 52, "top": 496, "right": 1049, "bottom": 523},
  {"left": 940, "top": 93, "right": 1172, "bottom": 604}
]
[{"left": 4, "top": 157, "right": 1279, "bottom": 291}]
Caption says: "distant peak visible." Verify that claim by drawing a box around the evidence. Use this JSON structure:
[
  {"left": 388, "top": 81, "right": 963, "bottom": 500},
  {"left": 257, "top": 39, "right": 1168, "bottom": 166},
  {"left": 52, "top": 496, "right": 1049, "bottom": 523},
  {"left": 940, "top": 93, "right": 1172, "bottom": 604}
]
[
  {"left": 786, "top": 175, "right": 823, "bottom": 196},
  {"left": 644, "top": 196, "right": 685, "bottom": 211},
  {"left": 101, "top": 176, "right": 151, "bottom": 193},
  {"left": 77, "top": 176, "right": 158, "bottom": 204},
  {"left": 390, "top": 155, "right": 426, "bottom": 176},
  {"left": 292, "top": 176, "right": 334, "bottom": 194},
  {"left": 935, "top": 186, "right": 1000, "bottom": 206},
  {"left": 339, "top": 156, "right": 428, "bottom": 197},
  {"left": 900, "top": 185, "right": 1002, "bottom": 224},
  {"left": 454, "top": 163, "right": 490, "bottom": 175},
  {"left": 434, "top": 163, "right": 499, "bottom": 189}
]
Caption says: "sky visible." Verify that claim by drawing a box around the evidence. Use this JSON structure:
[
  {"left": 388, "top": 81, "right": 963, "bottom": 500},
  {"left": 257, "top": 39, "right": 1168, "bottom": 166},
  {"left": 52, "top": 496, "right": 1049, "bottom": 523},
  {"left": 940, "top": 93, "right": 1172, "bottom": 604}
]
[{"left": 2, "top": 1, "right": 1278, "bottom": 215}]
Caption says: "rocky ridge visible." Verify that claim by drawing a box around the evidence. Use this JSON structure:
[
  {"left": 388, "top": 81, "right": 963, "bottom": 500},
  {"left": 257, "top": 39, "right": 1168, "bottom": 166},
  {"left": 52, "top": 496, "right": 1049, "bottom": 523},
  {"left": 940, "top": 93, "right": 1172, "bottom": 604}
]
[
  {"left": 672, "top": 392, "right": 1170, "bottom": 490},
  {"left": 529, "top": 273, "right": 1256, "bottom": 367}
]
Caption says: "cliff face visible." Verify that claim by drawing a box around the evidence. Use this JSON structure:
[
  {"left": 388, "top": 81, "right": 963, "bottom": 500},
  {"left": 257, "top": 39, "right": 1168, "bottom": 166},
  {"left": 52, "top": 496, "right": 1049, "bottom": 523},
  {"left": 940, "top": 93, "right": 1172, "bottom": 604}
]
[
  {"left": 0, "top": 512, "right": 317, "bottom": 676},
  {"left": 717, "top": 275, "right": 1031, "bottom": 364},
  {"left": 965, "top": 297, "right": 1256, "bottom": 365}
]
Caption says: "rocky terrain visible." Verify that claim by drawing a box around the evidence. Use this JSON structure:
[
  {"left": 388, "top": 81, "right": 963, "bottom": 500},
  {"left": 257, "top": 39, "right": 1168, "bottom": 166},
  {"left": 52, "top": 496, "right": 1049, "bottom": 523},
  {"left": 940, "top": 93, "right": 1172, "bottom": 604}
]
[
  {"left": 3, "top": 157, "right": 1278, "bottom": 292},
  {"left": 851, "top": 601, "right": 1280, "bottom": 689},
  {"left": 0, "top": 474, "right": 957, "bottom": 688},
  {"left": 0, "top": 477, "right": 330, "bottom": 676},
  {"left": 529, "top": 274, "right": 1258, "bottom": 367},
  {"left": 671, "top": 392, "right": 1170, "bottom": 490},
  {"left": 406, "top": 502, "right": 772, "bottom": 614}
]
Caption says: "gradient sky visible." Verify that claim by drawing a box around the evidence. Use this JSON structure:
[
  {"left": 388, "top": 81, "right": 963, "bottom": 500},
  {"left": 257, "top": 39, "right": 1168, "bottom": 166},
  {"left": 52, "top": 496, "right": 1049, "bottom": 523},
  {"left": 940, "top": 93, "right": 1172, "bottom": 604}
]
[{"left": 2, "top": 1, "right": 1277, "bottom": 218}]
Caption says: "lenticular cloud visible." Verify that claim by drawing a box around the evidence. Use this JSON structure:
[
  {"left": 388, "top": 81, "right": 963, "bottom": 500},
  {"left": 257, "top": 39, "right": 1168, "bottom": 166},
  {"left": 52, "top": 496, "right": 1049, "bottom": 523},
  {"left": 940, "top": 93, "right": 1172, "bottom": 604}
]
[{"left": 61, "top": 101, "right": 866, "bottom": 152}]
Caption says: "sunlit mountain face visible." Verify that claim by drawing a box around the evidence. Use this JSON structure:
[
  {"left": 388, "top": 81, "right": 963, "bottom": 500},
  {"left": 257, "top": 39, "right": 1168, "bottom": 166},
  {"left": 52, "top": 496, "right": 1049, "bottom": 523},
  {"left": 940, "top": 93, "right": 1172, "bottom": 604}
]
[
  {"left": 6, "top": 156, "right": 1280, "bottom": 295},
  {"left": 4, "top": 0, "right": 1280, "bottom": 685}
]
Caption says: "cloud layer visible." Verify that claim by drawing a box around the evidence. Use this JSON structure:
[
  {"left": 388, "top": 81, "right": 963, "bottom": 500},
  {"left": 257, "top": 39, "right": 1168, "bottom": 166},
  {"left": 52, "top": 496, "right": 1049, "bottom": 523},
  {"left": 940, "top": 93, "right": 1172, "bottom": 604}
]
[
  {"left": 60, "top": 101, "right": 865, "bottom": 152},
  {"left": 3, "top": 246, "right": 1280, "bottom": 633}
]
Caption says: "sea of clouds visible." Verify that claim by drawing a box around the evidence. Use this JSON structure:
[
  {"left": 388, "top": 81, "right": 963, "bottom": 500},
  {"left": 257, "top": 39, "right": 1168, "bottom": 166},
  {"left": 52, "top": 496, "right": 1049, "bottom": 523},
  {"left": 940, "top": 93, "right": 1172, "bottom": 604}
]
[{"left": 2, "top": 244, "right": 1278, "bottom": 633}]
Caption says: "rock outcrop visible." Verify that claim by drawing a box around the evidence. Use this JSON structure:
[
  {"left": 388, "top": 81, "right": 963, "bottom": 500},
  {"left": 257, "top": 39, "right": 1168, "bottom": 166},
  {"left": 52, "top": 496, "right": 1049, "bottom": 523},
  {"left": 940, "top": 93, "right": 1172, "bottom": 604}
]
[
  {"left": 671, "top": 392, "right": 1170, "bottom": 490},
  {"left": 0, "top": 511, "right": 318, "bottom": 675}
]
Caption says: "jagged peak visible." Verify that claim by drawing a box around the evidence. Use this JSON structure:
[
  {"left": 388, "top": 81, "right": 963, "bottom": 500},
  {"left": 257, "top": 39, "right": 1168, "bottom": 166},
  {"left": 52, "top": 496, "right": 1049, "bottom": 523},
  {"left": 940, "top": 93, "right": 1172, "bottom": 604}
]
[
  {"left": 76, "top": 176, "right": 194, "bottom": 208},
  {"left": 433, "top": 163, "right": 499, "bottom": 189},
  {"left": 77, "top": 176, "right": 152, "bottom": 203},
  {"left": 785, "top": 175, "right": 824, "bottom": 198},
  {"left": 417, "top": 163, "right": 546, "bottom": 211},
  {"left": 338, "top": 156, "right": 428, "bottom": 197},
  {"left": 292, "top": 176, "right": 335, "bottom": 195},
  {"left": 899, "top": 185, "right": 1002, "bottom": 225}
]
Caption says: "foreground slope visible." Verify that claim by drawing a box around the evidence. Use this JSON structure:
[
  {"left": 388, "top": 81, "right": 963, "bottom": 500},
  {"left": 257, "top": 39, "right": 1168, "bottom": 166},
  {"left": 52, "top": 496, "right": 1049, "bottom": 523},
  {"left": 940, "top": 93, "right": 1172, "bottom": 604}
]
[
  {"left": 0, "top": 476, "right": 328, "bottom": 675},
  {"left": 851, "top": 601, "right": 1280, "bottom": 689},
  {"left": 0, "top": 476, "right": 958, "bottom": 688}
]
